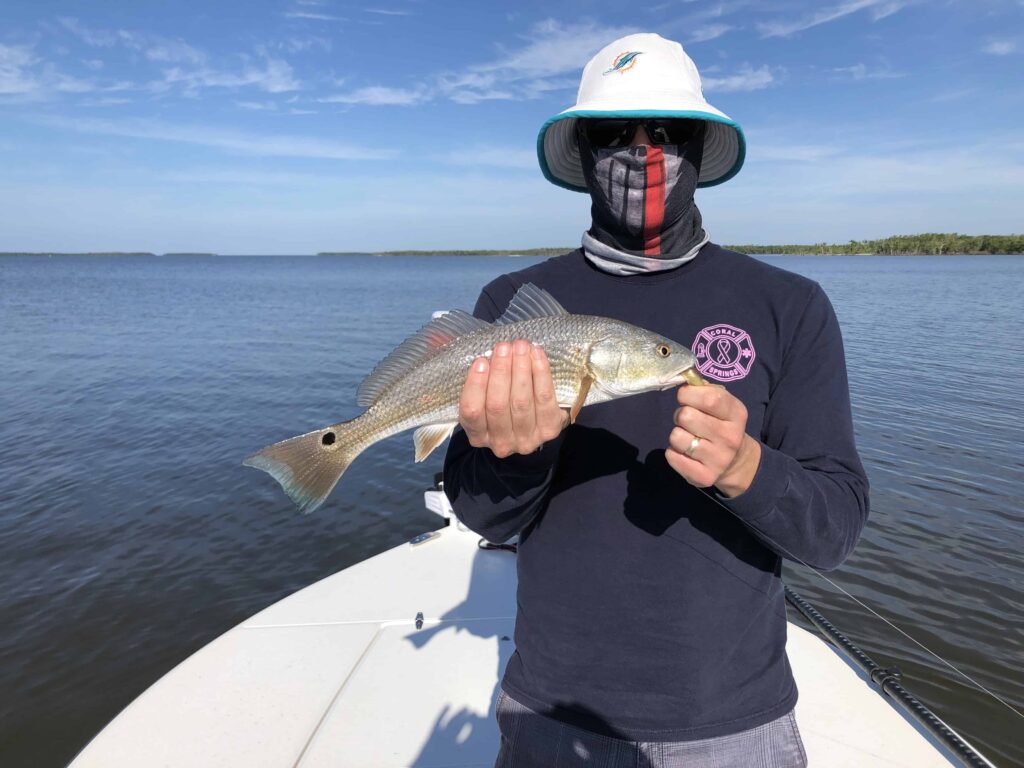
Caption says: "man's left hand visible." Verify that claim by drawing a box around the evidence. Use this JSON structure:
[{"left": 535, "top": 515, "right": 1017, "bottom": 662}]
[{"left": 666, "top": 383, "right": 762, "bottom": 498}]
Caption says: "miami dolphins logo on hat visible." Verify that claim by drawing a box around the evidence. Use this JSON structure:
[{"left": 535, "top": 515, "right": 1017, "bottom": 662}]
[{"left": 603, "top": 51, "right": 642, "bottom": 75}]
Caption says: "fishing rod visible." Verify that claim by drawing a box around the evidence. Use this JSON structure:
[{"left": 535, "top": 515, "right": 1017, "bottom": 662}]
[{"left": 783, "top": 586, "right": 995, "bottom": 767}]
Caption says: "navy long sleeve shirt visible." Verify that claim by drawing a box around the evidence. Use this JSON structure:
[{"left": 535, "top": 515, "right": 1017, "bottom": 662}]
[{"left": 442, "top": 244, "right": 869, "bottom": 741}]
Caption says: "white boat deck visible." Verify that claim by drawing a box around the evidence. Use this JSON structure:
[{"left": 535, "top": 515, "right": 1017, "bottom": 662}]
[{"left": 71, "top": 494, "right": 988, "bottom": 767}]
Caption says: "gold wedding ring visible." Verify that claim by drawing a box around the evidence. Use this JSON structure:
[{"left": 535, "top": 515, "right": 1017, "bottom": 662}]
[{"left": 685, "top": 436, "right": 701, "bottom": 457}]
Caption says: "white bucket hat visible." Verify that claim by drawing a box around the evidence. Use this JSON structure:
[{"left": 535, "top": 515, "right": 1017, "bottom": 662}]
[{"left": 538, "top": 33, "right": 746, "bottom": 191}]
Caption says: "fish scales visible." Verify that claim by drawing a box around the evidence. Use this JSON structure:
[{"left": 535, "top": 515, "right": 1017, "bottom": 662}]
[{"left": 363, "top": 314, "right": 623, "bottom": 442}]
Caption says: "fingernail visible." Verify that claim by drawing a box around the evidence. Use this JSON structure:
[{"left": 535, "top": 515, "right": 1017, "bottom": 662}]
[
  {"left": 514, "top": 339, "right": 530, "bottom": 356},
  {"left": 474, "top": 358, "right": 488, "bottom": 373},
  {"left": 531, "top": 344, "right": 545, "bottom": 361},
  {"left": 496, "top": 343, "right": 510, "bottom": 357}
]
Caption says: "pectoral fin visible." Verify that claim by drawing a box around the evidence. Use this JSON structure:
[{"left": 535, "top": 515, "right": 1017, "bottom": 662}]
[
  {"left": 569, "top": 375, "right": 593, "bottom": 424},
  {"left": 413, "top": 422, "right": 458, "bottom": 462}
]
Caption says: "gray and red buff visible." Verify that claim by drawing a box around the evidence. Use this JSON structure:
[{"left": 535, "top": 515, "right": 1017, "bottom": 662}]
[{"left": 578, "top": 123, "right": 708, "bottom": 273}]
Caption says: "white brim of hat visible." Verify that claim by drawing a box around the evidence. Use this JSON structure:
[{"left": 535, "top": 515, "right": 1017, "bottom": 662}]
[{"left": 537, "top": 97, "right": 746, "bottom": 192}]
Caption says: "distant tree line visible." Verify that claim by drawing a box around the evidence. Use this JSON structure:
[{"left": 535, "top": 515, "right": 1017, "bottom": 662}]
[
  {"left": 727, "top": 233, "right": 1023, "bottom": 255},
  {"left": 5, "top": 234, "right": 1021, "bottom": 258},
  {"left": 322, "top": 234, "right": 1022, "bottom": 257}
]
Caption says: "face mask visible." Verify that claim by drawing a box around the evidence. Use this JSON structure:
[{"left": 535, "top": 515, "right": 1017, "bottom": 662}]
[{"left": 578, "top": 128, "right": 706, "bottom": 260}]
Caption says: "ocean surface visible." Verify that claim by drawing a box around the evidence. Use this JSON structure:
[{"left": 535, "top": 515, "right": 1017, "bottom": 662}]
[{"left": 0, "top": 253, "right": 1021, "bottom": 766}]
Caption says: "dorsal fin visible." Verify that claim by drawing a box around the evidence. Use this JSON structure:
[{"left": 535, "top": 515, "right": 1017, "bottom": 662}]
[
  {"left": 357, "top": 309, "right": 490, "bottom": 407},
  {"left": 495, "top": 283, "right": 569, "bottom": 325}
]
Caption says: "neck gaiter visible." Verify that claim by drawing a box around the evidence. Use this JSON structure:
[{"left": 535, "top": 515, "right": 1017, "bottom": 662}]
[{"left": 578, "top": 127, "right": 708, "bottom": 275}]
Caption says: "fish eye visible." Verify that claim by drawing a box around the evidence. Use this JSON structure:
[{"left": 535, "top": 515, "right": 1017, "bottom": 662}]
[{"left": 656, "top": 344, "right": 671, "bottom": 358}]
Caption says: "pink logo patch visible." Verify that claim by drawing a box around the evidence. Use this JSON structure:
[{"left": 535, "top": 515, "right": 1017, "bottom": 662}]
[{"left": 692, "top": 324, "right": 756, "bottom": 382}]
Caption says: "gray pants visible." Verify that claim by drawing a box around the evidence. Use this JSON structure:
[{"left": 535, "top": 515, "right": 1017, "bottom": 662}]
[{"left": 494, "top": 689, "right": 808, "bottom": 768}]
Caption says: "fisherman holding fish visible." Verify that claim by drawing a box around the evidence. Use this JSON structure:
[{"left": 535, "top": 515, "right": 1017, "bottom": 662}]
[
  {"left": 244, "top": 29, "right": 868, "bottom": 768},
  {"left": 443, "top": 33, "right": 869, "bottom": 768}
]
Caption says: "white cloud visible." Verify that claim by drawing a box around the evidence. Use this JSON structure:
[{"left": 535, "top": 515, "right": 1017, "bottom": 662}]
[
  {"left": 50, "top": 71, "right": 97, "bottom": 93},
  {"left": 365, "top": 8, "right": 413, "bottom": 15},
  {"left": 983, "top": 40, "right": 1017, "bottom": 55},
  {"left": 144, "top": 40, "right": 207, "bottom": 65},
  {"left": 438, "top": 19, "right": 638, "bottom": 103},
  {"left": 482, "top": 19, "right": 635, "bottom": 80},
  {"left": 661, "top": 0, "right": 750, "bottom": 22},
  {"left": 305, "top": 18, "right": 768, "bottom": 108},
  {"left": 703, "top": 65, "right": 776, "bottom": 92},
  {"left": 0, "top": 44, "right": 39, "bottom": 95},
  {"left": 520, "top": 76, "right": 579, "bottom": 93},
  {"left": 284, "top": 11, "right": 347, "bottom": 21},
  {"left": 0, "top": 43, "right": 122, "bottom": 99},
  {"left": 79, "top": 96, "right": 132, "bottom": 106},
  {"left": 57, "top": 17, "right": 120, "bottom": 47},
  {"left": 442, "top": 83, "right": 517, "bottom": 104},
  {"left": 833, "top": 62, "right": 905, "bottom": 80},
  {"left": 319, "top": 85, "right": 428, "bottom": 105},
  {"left": 758, "top": 0, "right": 909, "bottom": 38},
  {"left": 42, "top": 116, "right": 397, "bottom": 160},
  {"left": 58, "top": 17, "right": 208, "bottom": 66},
  {"left": 870, "top": 1, "right": 908, "bottom": 21},
  {"left": 435, "top": 71, "right": 504, "bottom": 104},
  {"left": 160, "top": 57, "right": 300, "bottom": 94},
  {"left": 688, "top": 24, "right": 733, "bottom": 44},
  {"left": 235, "top": 100, "right": 279, "bottom": 111},
  {"left": 56, "top": 18, "right": 298, "bottom": 95},
  {"left": 277, "top": 36, "right": 333, "bottom": 53}
]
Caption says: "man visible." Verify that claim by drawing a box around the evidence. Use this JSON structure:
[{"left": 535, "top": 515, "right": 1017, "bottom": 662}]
[{"left": 443, "top": 33, "right": 868, "bottom": 768}]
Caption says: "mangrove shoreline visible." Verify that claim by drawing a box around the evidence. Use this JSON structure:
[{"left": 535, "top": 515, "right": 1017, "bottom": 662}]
[
  {"left": 321, "top": 233, "right": 1023, "bottom": 256},
  {"left": 3, "top": 234, "right": 1021, "bottom": 258}
]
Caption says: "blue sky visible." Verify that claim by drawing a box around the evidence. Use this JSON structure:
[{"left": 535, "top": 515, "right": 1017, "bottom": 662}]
[{"left": 1, "top": 0, "right": 1021, "bottom": 253}]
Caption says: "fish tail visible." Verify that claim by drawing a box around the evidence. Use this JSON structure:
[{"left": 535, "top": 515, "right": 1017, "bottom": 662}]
[{"left": 243, "top": 419, "right": 367, "bottom": 513}]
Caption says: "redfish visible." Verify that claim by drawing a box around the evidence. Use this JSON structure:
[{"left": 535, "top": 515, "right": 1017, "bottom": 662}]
[{"left": 244, "top": 283, "right": 708, "bottom": 512}]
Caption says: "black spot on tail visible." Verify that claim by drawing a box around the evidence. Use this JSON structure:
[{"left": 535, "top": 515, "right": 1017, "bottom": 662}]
[{"left": 321, "top": 431, "right": 336, "bottom": 446}]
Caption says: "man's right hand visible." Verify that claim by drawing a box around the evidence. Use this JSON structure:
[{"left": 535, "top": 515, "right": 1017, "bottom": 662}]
[{"left": 459, "top": 339, "right": 570, "bottom": 458}]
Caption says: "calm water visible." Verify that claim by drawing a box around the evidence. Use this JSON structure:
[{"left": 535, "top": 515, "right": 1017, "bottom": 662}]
[{"left": 1, "top": 254, "right": 1022, "bottom": 766}]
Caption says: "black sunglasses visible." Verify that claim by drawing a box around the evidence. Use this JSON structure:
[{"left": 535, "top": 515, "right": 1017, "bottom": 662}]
[{"left": 578, "top": 118, "right": 705, "bottom": 149}]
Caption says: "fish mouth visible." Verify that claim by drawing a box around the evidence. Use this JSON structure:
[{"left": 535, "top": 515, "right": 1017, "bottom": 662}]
[{"left": 659, "top": 364, "right": 697, "bottom": 390}]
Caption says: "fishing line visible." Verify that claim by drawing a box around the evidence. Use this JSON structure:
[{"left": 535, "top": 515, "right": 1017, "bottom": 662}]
[{"left": 695, "top": 486, "right": 1024, "bottom": 722}]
